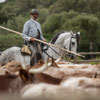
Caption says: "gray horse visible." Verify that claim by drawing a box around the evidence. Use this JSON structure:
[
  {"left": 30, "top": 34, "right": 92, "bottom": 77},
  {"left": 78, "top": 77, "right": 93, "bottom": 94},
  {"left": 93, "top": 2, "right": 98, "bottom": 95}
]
[{"left": 0, "top": 31, "right": 80, "bottom": 66}]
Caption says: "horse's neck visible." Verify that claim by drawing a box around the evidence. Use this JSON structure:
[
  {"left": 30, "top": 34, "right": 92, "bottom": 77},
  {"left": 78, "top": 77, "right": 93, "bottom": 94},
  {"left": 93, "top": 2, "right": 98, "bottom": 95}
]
[
  {"left": 45, "top": 32, "right": 71, "bottom": 59},
  {"left": 55, "top": 32, "right": 71, "bottom": 47}
]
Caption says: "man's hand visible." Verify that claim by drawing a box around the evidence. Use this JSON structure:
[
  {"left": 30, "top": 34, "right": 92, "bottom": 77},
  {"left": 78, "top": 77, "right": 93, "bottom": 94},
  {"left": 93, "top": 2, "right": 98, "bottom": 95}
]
[
  {"left": 43, "top": 39, "right": 46, "bottom": 42},
  {"left": 30, "top": 37, "right": 35, "bottom": 42}
]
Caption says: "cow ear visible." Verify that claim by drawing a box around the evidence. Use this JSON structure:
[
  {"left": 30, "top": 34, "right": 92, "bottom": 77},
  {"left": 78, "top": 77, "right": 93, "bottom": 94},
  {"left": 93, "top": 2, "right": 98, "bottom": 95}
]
[{"left": 77, "top": 32, "right": 80, "bottom": 35}]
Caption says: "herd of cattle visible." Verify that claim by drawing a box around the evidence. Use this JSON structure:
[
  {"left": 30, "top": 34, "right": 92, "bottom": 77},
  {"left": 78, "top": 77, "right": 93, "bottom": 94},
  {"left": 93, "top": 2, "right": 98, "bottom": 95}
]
[{"left": 0, "top": 57, "right": 100, "bottom": 99}]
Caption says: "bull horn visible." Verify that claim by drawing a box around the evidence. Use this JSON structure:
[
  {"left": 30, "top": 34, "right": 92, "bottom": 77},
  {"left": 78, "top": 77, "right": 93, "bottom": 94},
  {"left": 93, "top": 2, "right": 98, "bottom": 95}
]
[{"left": 29, "top": 60, "right": 52, "bottom": 74}]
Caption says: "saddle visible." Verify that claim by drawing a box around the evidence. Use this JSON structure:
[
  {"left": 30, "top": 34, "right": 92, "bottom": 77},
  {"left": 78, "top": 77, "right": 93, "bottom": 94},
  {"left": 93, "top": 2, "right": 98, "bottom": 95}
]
[{"left": 21, "top": 45, "right": 32, "bottom": 55}]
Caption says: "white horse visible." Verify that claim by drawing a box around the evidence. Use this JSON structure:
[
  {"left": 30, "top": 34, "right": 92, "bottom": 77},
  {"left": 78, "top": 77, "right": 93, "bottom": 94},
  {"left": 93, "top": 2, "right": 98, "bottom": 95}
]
[
  {"left": 0, "top": 31, "right": 80, "bottom": 66},
  {"left": 43, "top": 31, "right": 80, "bottom": 60}
]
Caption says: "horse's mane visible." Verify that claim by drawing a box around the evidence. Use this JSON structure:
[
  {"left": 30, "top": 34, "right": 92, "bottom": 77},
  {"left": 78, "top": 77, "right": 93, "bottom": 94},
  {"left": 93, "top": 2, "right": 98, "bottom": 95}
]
[{"left": 51, "top": 32, "right": 64, "bottom": 44}]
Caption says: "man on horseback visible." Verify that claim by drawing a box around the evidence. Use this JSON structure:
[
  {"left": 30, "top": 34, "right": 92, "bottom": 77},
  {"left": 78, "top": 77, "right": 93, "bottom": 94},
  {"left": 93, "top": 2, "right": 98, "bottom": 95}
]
[{"left": 22, "top": 8, "right": 46, "bottom": 66}]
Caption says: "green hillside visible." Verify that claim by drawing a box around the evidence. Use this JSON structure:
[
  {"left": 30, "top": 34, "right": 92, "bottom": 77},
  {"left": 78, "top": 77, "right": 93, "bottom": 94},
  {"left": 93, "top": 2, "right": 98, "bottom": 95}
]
[{"left": 0, "top": 0, "right": 100, "bottom": 51}]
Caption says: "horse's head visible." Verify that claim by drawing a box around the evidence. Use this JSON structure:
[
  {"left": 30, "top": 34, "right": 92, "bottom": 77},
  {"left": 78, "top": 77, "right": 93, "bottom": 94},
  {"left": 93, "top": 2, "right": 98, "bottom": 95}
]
[{"left": 63, "top": 31, "right": 80, "bottom": 59}]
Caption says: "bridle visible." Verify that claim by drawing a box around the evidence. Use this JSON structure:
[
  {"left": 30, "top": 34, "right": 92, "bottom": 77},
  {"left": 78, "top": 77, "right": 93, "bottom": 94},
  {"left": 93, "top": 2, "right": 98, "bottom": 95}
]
[{"left": 69, "top": 33, "right": 80, "bottom": 51}]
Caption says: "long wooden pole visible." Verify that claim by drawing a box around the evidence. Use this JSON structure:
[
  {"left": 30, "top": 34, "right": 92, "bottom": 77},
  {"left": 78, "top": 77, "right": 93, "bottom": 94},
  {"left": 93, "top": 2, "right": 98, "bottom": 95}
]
[{"left": 0, "top": 26, "right": 85, "bottom": 58}]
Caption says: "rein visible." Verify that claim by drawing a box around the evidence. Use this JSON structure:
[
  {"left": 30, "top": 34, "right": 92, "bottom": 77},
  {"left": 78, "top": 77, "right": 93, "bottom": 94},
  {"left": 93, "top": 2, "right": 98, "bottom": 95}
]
[
  {"left": 42, "top": 45, "right": 61, "bottom": 59},
  {"left": 48, "top": 46, "right": 61, "bottom": 56}
]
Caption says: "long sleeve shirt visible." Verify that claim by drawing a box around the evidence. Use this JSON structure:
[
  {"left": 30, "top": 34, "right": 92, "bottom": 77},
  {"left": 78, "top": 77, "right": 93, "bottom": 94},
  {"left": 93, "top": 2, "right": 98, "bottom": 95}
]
[{"left": 22, "top": 18, "right": 44, "bottom": 41}]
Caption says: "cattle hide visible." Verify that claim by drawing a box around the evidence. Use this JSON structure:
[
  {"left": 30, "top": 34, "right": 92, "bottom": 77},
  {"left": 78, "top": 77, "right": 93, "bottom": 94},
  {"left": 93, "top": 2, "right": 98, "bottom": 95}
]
[
  {"left": 21, "top": 77, "right": 100, "bottom": 100},
  {"left": 21, "top": 83, "right": 70, "bottom": 100},
  {"left": 61, "top": 77, "right": 100, "bottom": 94}
]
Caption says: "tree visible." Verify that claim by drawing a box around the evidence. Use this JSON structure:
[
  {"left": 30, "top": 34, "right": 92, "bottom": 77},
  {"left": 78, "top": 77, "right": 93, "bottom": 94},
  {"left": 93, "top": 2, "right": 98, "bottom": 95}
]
[
  {"left": 50, "top": 0, "right": 100, "bottom": 14},
  {"left": 62, "top": 14, "right": 100, "bottom": 51}
]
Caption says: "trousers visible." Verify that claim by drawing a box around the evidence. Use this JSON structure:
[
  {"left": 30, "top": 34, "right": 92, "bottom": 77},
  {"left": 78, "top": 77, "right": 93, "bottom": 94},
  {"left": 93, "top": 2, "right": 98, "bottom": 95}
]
[{"left": 26, "top": 41, "right": 42, "bottom": 66}]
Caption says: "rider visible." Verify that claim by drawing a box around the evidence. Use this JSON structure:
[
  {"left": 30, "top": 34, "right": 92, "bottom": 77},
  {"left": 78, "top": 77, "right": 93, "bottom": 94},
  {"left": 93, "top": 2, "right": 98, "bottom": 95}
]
[{"left": 22, "top": 8, "right": 46, "bottom": 66}]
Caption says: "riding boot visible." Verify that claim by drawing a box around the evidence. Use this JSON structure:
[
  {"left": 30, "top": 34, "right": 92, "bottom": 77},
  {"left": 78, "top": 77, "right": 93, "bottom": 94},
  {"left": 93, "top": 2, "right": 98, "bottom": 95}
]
[{"left": 30, "top": 52, "right": 42, "bottom": 66}]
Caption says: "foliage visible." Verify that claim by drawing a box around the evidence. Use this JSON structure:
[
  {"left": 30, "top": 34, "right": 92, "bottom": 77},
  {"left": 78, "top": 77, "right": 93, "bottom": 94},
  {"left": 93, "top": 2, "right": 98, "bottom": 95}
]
[
  {"left": 0, "top": 34, "right": 23, "bottom": 51},
  {"left": 50, "top": 0, "right": 100, "bottom": 14},
  {"left": 62, "top": 14, "right": 100, "bottom": 51}
]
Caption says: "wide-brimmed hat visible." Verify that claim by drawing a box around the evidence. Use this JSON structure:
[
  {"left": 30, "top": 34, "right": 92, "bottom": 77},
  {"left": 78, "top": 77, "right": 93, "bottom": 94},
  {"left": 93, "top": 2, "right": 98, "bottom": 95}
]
[{"left": 30, "top": 9, "right": 39, "bottom": 14}]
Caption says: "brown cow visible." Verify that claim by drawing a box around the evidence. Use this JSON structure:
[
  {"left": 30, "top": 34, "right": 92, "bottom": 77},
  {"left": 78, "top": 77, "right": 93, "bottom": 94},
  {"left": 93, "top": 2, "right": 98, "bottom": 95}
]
[{"left": 0, "top": 59, "right": 63, "bottom": 93}]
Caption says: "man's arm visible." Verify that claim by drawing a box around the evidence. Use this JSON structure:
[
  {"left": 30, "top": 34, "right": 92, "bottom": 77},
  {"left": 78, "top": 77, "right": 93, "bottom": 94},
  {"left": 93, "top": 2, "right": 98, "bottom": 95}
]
[{"left": 22, "top": 22, "right": 31, "bottom": 41}]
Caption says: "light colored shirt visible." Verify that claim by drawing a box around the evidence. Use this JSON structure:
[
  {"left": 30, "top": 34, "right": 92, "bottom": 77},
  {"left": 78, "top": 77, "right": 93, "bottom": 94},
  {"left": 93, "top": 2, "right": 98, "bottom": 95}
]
[{"left": 22, "top": 18, "right": 44, "bottom": 41}]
